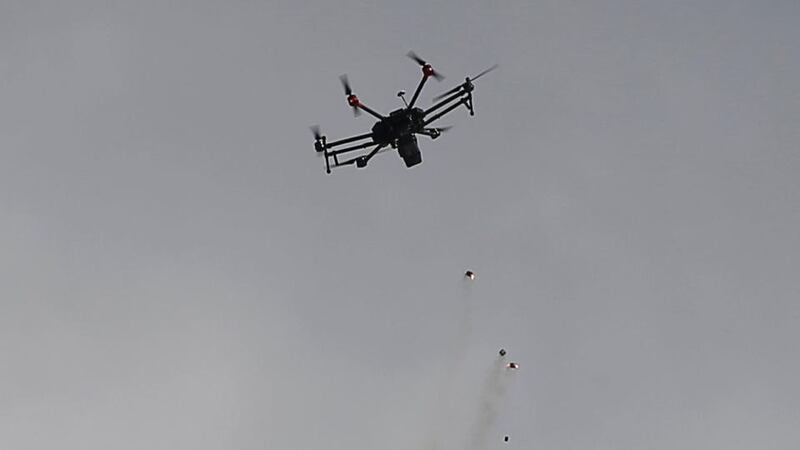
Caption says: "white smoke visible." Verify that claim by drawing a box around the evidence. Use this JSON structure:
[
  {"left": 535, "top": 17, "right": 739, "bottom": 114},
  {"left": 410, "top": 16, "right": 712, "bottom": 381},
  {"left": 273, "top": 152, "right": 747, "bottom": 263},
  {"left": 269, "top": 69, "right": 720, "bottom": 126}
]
[
  {"left": 419, "top": 273, "right": 517, "bottom": 450},
  {"left": 421, "top": 275, "right": 477, "bottom": 450},
  {"left": 466, "top": 356, "right": 514, "bottom": 450}
]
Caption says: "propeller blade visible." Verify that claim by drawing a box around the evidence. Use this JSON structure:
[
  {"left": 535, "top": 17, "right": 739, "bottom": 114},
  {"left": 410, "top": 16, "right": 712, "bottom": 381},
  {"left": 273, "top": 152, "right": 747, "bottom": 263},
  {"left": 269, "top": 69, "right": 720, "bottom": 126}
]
[
  {"left": 407, "top": 50, "right": 426, "bottom": 66},
  {"left": 339, "top": 74, "right": 361, "bottom": 117},
  {"left": 433, "top": 85, "right": 463, "bottom": 101},
  {"left": 470, "top": 64, "right": 498, "bottom": 81},
  {"left": 432, "top": 125, "right": 453, "bottom": 133},
  {"left": 310, "top": 125, "right": 322, "bottom": 140},
  {"left": 408, "top": 50, "right": 444, "bottom": 80},
  {"left": 311, "top": 125, "right": 326, "bottom": 155},
  {"left": 339, "top": 74, "right": 352, "bottom": 96},
  {"left": 432, "top": 65, "right": 497, "bottom": 100}
]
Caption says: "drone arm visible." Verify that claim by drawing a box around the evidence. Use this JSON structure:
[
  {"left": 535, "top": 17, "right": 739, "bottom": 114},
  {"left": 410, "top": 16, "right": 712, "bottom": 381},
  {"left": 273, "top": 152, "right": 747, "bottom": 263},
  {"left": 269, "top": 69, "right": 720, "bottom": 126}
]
[
  {"left": 354, "top": 103, "right": 385, "bottom": 120},
  {"left": 337, "top": 143, "right": 387, "bottom": 167},
  {"left": 325, "top": 132, "right": 374, "bottom": 149},
  {"left": 417, "top": 128, "right": 444, "bottom": 139},
  {"left": 327, "top": 140, "right": 377, "bottom": 157},
  {"left": 360, "top": 143, "right": 387, "bottom": 163},
  {"left": 423, "top": 97, "right": 468, "bottom": 127},
  {"left": 407, "top": 74, "right": 430, "bottom": 109},
  {"left": 423, "top": 90, "right": 465, "bottom": 117}
]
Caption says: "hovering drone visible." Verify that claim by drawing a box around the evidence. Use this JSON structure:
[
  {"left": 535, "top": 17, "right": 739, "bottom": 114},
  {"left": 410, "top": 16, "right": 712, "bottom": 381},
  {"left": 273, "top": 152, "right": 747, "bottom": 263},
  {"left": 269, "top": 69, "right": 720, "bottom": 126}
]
[{"left": 311, "top": 51, "right": 497, "bottom": 174}]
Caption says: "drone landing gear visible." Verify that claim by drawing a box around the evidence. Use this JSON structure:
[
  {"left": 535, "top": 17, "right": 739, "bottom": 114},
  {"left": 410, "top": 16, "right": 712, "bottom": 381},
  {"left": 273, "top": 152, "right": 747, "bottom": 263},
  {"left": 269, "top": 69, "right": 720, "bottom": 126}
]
[{"left": 467, "top": 93, "right": 475, "bottom": 116}]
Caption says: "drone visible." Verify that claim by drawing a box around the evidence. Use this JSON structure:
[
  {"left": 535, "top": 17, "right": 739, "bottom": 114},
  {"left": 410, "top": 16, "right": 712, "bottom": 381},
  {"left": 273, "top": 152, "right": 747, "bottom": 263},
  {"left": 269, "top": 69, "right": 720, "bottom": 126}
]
[{"left": 311, "top": 51, "right": 497, "bottom": 174}]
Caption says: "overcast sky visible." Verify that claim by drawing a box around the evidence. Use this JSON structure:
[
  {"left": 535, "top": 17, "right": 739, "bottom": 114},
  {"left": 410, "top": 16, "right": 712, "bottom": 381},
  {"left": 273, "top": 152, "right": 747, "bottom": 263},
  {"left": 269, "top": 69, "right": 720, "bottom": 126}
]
[{"left": 2, "top": 1, "right": 800, "bottom": 449}]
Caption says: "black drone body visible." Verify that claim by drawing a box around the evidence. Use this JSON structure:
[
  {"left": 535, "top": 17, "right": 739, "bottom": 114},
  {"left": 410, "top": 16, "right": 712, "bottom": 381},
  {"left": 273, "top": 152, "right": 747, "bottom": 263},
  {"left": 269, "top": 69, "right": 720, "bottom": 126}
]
[{"left": 311, "top": 51, "right": 496, "bottom": 173}]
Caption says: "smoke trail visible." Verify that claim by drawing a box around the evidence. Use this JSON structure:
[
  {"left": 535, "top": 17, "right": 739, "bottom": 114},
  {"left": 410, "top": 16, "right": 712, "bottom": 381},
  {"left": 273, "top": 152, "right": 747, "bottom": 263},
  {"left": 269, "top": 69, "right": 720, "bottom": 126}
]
[
  {"left": 421, "top": 275, "right": 476, "bottom": 450},
  {"left": 467, "top": 356, "right": 514, "bottom": 450},
  {"left": 451, "top": 277, "right": 474, "bottom": 366}
]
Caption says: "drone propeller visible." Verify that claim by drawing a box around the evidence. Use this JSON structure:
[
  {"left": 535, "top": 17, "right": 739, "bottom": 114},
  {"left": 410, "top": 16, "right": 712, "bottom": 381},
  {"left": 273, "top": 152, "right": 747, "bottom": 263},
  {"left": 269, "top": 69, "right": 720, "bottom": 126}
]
[
  {"left": 406, "top": 50, "right": 427, "bottom": 66},
  {"left": 470, "top": 64, "right": 498, "bottom": 81},
  {"left": 407, "top": 50, "right": 445, "bottom": 81},
  {"left": 339, "top": 74, "right": 361, "bottom": 117},
  {"left": 339, "top": 74, "right": 352, "bottom": 96},
  {"left": 310, "top": 125, "right": 326, "bottom": 155},
  {"left": 433, "top": 64, "right": 498, "bottom": 100},
  {"left": 432, "top": 85, "right": 462, "bottom": 101},
  {"left": 310, "top": 125, "right": 322, "bottom": 141}
]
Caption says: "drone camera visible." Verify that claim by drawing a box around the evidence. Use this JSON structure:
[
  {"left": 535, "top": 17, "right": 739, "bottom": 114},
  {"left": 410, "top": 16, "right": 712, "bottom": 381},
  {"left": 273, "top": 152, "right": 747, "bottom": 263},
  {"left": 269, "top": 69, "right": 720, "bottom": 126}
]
[{"left": 397, "top": 134, "right": 422, "bottom": 168}]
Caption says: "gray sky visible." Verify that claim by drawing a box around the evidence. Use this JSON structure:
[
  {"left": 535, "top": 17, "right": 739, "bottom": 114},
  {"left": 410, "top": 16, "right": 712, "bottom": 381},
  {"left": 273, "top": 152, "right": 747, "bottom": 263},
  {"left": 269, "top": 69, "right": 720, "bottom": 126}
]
[{"left": 2, "top": 1, "right": 800, "bottom": 449}]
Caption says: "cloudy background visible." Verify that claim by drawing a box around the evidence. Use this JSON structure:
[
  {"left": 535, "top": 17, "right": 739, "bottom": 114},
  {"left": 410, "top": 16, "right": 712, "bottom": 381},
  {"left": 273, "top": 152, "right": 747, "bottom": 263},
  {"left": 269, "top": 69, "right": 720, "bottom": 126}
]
[{"left": 2, "top": 1, "right": 799, "bottom": 449}]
